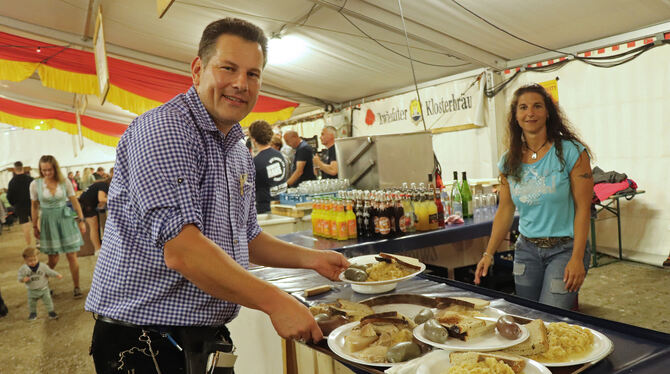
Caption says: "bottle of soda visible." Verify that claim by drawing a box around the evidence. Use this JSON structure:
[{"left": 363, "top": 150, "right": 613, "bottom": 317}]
[
  {"left": 378, "top": 193, "right": 391, "bottom": 237},
  {"left": 394, "top": 192, "right": 406, "bottom": 235},
  {"left": 433, "top": 185, "right": 445, "bottom": 228},
  {"left": 346, "top": 199, "right": 357, "bottom": 239},
  {"left": 362, "top": 193, "right": 373, "bottom": 238}
]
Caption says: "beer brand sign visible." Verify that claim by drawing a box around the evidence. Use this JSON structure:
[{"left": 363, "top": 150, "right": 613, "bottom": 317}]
[{"left": 353, "top": 76, "right": 486, "bottom": 136}]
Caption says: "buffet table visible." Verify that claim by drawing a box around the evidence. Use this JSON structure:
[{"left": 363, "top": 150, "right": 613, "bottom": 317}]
[
  {"left": 251, "top": 266, "right": 670, "bottom": 374},
  {"left": 276, "top": 216, "right": 519, "bottom": 257}
]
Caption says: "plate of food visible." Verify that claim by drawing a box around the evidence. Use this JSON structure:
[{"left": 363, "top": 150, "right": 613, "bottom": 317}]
[
  {"left": 410, "top": 350, "right": 552, "bottom": 374},
  {"left": 338, "top": 253, "right": 426, "bottom": 294},
  {"left": 327, "top": 311, "right": 427, "bottom": 367},
  {"left": 414, "top": 313, "right": 530, "bottom": 352},
  {"left": 505, "top": 321, "right": 613, "bottom": 367}
]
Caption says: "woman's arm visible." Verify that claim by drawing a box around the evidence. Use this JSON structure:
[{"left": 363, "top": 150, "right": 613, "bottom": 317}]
[
  {"left": 97, "top": 190, "right": 108, "bottom": 207},
  {"left": 474, "top": 175, "right": 516, "bottom": 284},
  {"left": 31, "top": 200, "right": 40, "bottom": 238},
  {"left": 69, "top": 195, "right": 87, "bottom": 234},
  {"left": 565, "top": 150, "right": 593, "bottom": 292}
]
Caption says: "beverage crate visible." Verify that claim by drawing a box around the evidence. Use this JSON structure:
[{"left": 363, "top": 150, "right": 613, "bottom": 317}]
[
  {"left": 278, "top": 191, "right": 338, "bottom": 206},
  {"left": 270, "top": 203, "right": 312, "bottom": 217}
]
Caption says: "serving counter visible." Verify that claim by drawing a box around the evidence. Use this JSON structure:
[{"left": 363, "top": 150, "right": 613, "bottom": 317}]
[{"left": 249, "top": 266, "right": 670, "bottom": 374}]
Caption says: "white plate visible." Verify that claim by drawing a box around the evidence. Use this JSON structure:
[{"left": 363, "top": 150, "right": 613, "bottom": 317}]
[
  {"left": 414, "top": 321, "right": 530, "bottom": 352},
  {"left": 328, "top": 321, "right": 420, "bottom": 367},
  {"left": 413, "top": 350, "right": 552, "bottom": 374},
  {"left": 530, "top": 325, "right": 613, "bottom": 367},
  {"left": 339, "top": 254, "right": 426, "bottom": 294}
]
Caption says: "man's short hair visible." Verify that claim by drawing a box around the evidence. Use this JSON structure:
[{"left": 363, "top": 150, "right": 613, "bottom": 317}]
[
  {"left": 323, "top": 126, "right": 337, "bottom": 137},
  {"left": 97, "top": 167, "right": 104, "bottom": 172},
  {"left": 198, "top": 17, "right": 268, "bottom": 68},
  {"left": 248, "top": 120, "right": 274, "bottom": 146},
  {"left": 14, "top": 161, "right": 23, "bottom": 168},
  {"left": 22, "top": 247, "right": 39, "bottom": 258}
]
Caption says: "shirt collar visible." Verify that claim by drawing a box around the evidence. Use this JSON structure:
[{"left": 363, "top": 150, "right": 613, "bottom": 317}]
[{"left": 185, "top": 86, "right": 244, "bottom": 144}]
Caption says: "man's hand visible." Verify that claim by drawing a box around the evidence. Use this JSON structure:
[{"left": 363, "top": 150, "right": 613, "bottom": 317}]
[
  {"left": 312, "top": 155, "right": 321, "bottom": 168},
  {"left": 268, "top": 292, "right": 323, "bottom": 343},
  {"left": 307, "top": 250, "right": 349, "bottom": 281}
]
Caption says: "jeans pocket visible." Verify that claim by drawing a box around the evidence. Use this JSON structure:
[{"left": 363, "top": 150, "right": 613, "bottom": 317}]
[
  {"left": 512, "top": 262, "right": 526, "bottom": 276},
  {"left": 549, "top": 278, "right": 569, "bottom": 294}
]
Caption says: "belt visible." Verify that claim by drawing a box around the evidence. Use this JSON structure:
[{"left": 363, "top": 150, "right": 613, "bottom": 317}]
[
  {"left": 520, "top": 234, "right": 572, "bottom": 248},
  {"left": 95, "top": 314, "right": 151, "bottom": 329}
]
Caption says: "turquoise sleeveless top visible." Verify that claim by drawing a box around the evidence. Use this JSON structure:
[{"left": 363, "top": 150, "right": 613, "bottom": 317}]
[{"left": 498, "top": 139, "right": 586, "bottom": 238}]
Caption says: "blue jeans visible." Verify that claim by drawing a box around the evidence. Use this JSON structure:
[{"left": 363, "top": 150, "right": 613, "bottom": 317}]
[{"left": 513, "top": 236, "right": 590, "bottom": 310}]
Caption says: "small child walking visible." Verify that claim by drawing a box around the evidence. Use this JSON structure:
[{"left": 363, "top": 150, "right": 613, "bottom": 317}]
[{"left": 18, "top": 247, "right": 62, "bottom": 320}]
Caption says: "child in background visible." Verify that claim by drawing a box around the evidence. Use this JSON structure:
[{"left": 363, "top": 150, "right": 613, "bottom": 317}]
[{"left": 18, "top": 247, "right": 62, "bottom": 320}]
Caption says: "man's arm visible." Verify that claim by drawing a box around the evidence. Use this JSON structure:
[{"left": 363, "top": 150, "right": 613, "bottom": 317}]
[
  {"left": 287, "top": 161, "right": 306, "bottom": 186},
  {"left": 319, "top": 160, "right": 338, "bottom": 177},
  {"left": 248, "top": 231, "right": 349, "bottom": 281},
  {"left": 164, "top": 224, "right": 323, "bottom": 342}
]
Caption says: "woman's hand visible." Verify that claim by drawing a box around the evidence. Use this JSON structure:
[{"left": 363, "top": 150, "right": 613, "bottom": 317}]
[
  {"left": 474, "top": 254, "right": 493, "bottom": 285},
  {"left": 78, "top": 220, "right": 87, "bottom": 234},
  {"left": 33, "top": 225, "right": 40, "bottom": 239},
  {"left": 564, "top": 257, "right": 586, "bottom": 292}
]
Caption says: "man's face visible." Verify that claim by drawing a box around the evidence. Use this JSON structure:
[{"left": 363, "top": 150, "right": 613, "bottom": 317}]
[
  {"left": 320, "top": 129, "right": 334, "bottom": 147},
  {"left": 283, "top": 134, "right": 299, "bottom": 149},
  {"left": 192, "top": 34, "right": 264, "bottom": 130}
]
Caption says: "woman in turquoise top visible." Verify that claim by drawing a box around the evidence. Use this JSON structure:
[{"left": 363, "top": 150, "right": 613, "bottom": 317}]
[
  {"left": 474, "top": 84, "right": 594, "bottom": 310},
  {"left": 30, "top": 155, "right": 87, "bottom": 299}
]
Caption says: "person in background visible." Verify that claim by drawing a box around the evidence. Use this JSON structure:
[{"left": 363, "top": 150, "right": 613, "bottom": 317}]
[
  {"left": 93, "top": 167, "right": 106, "bottom": 180},
  {"left": 284, "top": 130, "right": 316, "bottom": 187},
  {"left": 474, "top": 84, "right": 593, "bottom": 310},
  {"left": 78, "top": 177, "right": 111, "bottom": 252},
  {"left": 31, "top": 155, "right": 86, "bottom": 299},
  {"left": 270, "top": 133, "right": 283, "bottom": 151},
  {"left": 80, "top": 168, "right": 95, "bottom": 191},
  {"left": 85, "top": 18, "right": 348, "bottom": 373},
  {"left": 18, "top": 247, "right": 62, "bottom": 320},
  {"left": 7, "top": 161, "right": 34, "bottom": 245},
  {"left": 67, "top": 171, "right": 79, "bottom": 192},
  {"left": 74, "top": 170, "right": 82, "bottom": 187},
  {"left": 313, "top": 125, "right": 338, "bottom": 179},
  {"left": 249, "top": 120, "right": 287, "bottom": 213},
  {"left": 0, "top": 289, "right": 8, "bottom": 317}
]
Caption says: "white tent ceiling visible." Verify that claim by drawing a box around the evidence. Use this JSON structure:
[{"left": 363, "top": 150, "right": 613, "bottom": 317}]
[{"left": 1, "top": 0, "right": 669, "bottom": 134}]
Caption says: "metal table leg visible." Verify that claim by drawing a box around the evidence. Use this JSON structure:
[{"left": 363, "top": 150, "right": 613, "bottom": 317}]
[{"left": 616, "top": 197, "right": 623, "bottom": 260}]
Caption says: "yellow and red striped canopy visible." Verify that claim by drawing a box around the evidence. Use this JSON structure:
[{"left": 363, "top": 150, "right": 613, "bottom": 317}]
[{"left": 0, "top": 31, "right": 299, "bottom": 146}]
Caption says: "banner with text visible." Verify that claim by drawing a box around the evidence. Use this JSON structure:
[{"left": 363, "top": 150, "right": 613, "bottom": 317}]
[{"left": 352, "top": 75, "right": 486, "bottom": 136}]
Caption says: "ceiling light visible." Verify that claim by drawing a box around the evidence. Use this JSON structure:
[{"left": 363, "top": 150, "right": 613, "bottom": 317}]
[{"left": 268, "top": 35, "right": 307, "bottom": 66}]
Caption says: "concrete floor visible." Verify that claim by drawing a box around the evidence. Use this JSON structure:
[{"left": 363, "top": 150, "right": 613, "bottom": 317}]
[{"left": 0, "top": 221, "right": 668, "bottom": 374}]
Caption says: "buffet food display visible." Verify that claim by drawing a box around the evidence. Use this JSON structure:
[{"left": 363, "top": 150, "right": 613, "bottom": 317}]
[{"left": 311, "top": 290, "right": 613, "bottom": 372}]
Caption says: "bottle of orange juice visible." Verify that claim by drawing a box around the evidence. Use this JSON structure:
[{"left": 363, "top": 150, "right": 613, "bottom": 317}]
[{"left": 322, "top": 199, "right": 332, "bottom": 239}]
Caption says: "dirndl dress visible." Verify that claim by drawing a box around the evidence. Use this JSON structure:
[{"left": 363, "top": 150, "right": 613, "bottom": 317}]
[{"left": 36, "top": 179, "right": 83, "bottom": 254}]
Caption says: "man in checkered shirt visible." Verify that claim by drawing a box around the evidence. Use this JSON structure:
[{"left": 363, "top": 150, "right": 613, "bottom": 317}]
[{"left": 85, "top": 18, "right": 349, "bottom": 374}]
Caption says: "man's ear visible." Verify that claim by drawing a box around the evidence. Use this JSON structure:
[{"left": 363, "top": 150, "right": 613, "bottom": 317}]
[{"left": 191, "top": 57, "right": 203, "bottom": 87}]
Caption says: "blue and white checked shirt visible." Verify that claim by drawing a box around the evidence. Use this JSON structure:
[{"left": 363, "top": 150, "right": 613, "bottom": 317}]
[{"left": 85, "top": 86, "right": 261, "bottom": 326}]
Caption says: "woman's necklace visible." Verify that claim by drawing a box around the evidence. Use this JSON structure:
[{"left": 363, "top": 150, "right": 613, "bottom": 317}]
[{"left": 525, "top": 139, "right": 548, "bottom": 160}]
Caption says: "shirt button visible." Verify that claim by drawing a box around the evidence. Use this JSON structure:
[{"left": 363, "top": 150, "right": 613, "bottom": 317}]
[{"left": 233, "top": 239, "right": 239, "bottom": 245}]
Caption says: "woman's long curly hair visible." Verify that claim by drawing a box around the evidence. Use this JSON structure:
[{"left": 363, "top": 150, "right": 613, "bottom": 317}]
[{"left": 502, "top": 84, "right": 591, "bottom": 181}]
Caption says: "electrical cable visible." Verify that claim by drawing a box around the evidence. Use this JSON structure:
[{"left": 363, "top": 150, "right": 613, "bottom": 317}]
[
  {"left": 396, "top": 0, "right": 427, "bottom": 132},
  {"left": 339, "top": 12, "right": 469, "bottom": 68},
  {"left": 451, "top": 0, "right": 576, "bottom": 57}
]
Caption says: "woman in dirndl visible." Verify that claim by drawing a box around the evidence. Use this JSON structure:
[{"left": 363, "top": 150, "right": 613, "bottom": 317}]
[{"left": 30, "top": 155, "right": 87, "bottom": 298}]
